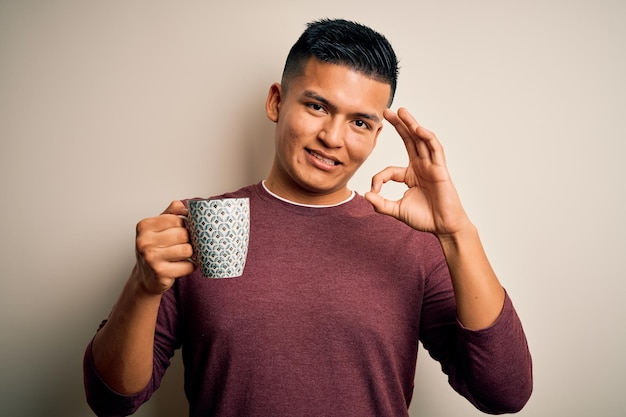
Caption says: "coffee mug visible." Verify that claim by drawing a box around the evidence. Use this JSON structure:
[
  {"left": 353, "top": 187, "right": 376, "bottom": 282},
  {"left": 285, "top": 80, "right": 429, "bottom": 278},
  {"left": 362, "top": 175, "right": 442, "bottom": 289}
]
[{"left": 187, "top": 198, "right": 250, "bottom": 278}]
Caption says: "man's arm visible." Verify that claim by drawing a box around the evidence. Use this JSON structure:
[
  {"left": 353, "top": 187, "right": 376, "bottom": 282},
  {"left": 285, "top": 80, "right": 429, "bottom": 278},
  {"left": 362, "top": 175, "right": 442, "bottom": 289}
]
[
  {"left": 365, "top": 108, "right": 504, "bottom": 329},
  {"left": 90, "top": 201, "right": 194, "bottom": 394},
  {"left": 365, "top": 108, "right": 532, "bottom": 412},
  {"left": 436, "top": 224, "right": 504, "bottom": 330}
]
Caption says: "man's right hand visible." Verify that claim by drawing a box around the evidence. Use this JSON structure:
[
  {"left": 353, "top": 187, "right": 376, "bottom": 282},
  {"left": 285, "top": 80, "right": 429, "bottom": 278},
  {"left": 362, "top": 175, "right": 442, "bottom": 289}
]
[
  {"left": 91, "top": 200, "right": 196, "bottom": 395},
  {"left": 133, "top": 200, "right": 195, "bottom": 295}
]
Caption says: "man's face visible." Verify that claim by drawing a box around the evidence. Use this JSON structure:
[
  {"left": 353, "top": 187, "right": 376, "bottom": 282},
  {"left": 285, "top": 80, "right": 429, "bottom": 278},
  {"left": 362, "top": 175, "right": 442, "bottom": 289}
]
[{"left": 265, "top": 58, "right": 391, "bottom": 205}]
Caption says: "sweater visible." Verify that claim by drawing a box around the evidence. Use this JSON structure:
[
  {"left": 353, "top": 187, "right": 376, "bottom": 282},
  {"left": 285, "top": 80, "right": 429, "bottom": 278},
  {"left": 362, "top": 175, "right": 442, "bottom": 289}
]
[{"left": 84, "top": 182, "right": 532, "bottom": 416}]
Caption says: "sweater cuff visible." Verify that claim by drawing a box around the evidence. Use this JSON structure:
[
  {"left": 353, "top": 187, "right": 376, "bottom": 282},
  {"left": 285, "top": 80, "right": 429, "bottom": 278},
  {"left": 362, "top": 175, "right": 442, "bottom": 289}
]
[
  {"left": 83, "top": 339, "right": 150, "bottom": 417},
  {"left": 456, "top": 289, "right": 515, "bottom": 335}
]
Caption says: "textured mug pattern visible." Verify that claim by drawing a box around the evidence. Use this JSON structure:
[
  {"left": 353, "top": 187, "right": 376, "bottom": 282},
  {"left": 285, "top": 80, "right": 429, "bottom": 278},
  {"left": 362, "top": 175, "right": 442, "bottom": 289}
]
[{"left": 188, "top": 198, "right": 250, "bottom": 278}]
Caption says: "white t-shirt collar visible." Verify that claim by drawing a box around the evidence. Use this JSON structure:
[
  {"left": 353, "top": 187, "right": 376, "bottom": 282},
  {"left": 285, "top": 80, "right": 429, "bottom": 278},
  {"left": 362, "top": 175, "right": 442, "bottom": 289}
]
[{"left": 261, "top": 180, "right": 355, "bottom": 208}]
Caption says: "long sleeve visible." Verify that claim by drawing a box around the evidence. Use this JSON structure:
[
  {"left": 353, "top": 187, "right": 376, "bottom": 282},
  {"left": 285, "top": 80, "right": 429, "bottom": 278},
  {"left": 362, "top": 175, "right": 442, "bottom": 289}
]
[
  {"left": 420, "top": 270, "right": 533, "bottom": 414},
  {"left": 83, "top": 287, "right": 181, "bottom": 417},
  {"left": 83, "top": 337, "right": 152, "bottom": 417},
  {"left": 454, "top": 294, "right": 533, "bottom": 413}
]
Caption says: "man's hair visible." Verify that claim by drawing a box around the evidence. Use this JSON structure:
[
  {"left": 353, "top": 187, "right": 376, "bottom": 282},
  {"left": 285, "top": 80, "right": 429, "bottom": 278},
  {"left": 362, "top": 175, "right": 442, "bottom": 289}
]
[{"left": 282, "top": 19, "right": 399, "bottom": 106}]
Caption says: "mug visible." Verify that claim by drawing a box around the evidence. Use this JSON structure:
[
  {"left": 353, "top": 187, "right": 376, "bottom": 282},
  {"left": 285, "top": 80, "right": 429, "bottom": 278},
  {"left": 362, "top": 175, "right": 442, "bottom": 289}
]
[{"left": 187, "top": 198, "right": 250, "bottom": 278}]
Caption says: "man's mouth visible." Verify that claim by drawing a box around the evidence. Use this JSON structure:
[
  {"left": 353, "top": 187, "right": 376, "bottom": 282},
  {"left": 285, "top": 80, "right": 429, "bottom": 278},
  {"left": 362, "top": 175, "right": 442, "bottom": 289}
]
[{"left": 307, "top": 149, "right": 340, "bottom": 166}]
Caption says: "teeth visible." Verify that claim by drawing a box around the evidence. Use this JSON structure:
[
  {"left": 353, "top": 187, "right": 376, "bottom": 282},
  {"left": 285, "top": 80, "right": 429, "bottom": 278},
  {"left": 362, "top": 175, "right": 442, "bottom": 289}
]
[{"left": 310, "top": 150, "right": 337, "bottom": 165}]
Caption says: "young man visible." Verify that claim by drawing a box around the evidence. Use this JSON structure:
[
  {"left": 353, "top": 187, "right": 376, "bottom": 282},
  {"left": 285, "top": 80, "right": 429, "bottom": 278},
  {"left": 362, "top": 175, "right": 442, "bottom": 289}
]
[{"left": 84, "top": 19, "right": 532, "bottom": 416}]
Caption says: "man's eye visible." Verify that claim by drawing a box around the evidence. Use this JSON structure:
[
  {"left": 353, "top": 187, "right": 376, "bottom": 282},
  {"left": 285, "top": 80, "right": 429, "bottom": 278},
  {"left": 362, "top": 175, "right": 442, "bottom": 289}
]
[
  {"left": 309, "top": 103, "right": 324, "bottom": 112},
  {"left": 354, "top": 120, "right": 371, "bottom": 130}
]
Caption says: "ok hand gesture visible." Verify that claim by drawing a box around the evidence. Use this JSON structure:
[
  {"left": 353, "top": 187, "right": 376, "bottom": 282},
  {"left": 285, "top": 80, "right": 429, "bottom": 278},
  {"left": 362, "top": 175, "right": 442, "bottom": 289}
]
[{"left": 365, "top": 108, "right": 471, "bottom": 238}]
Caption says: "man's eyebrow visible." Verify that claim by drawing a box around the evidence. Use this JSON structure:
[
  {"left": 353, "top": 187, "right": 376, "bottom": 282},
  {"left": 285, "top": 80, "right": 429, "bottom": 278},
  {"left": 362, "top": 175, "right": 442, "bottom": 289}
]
[
  {"left": 303, "top": 90, "right": 336, "bottom": 111},
  {"left": 302, "top": 90, "right": 381, "bottom": 123},
  {"left": 354, "top": 111, "right": 381, "bottom": 124}
]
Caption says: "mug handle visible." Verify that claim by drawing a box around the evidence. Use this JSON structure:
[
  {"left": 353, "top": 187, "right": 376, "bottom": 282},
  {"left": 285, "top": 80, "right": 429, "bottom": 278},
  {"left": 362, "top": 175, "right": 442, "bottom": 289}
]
[{"left": 178, "top": 214, "right": 198, "bottom": 266}]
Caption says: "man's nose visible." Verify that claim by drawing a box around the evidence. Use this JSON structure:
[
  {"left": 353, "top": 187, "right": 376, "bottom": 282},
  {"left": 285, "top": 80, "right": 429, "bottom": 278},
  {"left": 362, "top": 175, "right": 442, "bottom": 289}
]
[{"left": 318, "top": 118, "right": 344, "bottom": 148}]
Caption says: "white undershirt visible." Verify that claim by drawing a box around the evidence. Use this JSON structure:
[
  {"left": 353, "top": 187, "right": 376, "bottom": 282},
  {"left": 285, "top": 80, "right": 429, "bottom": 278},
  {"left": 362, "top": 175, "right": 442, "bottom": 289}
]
[{"left": 262, "top": 180, "right": 355, "bottom": 208}]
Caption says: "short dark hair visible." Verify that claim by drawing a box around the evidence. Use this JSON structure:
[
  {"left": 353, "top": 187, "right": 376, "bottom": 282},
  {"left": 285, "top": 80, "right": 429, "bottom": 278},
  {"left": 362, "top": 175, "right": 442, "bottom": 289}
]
[{"left": 282, "top": 19, "right": 399, "bottom": 106}]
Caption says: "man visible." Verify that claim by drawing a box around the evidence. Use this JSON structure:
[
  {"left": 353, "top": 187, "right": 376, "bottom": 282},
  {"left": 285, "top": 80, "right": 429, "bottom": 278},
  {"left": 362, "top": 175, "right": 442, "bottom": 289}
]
[{"left": 84, "top": 19, "right": 532, "bottom": 416}]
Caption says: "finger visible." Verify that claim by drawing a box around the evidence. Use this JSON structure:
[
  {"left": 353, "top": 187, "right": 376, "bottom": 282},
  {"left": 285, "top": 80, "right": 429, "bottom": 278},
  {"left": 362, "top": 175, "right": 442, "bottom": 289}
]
[
  {"left": 370, "top": 166, "right": 408, "bottom": 193},
  {"left": 161, "top": 242, "right": 194, "bottom": 262},
  {"left": 136, "top": 223, "right": 190, "bottom": 257},
  {"left": 384, "top": 108, "right": 412, "bottom": 138},
  {"left": 136, "top": 214, "right": 185, "bottom": 236},
  {"left": 142, "top": 240, "right": 193, "bottom": 261},
  {"left": 387, "top": 108, "right": 435, "bottom": 163},
  {"left": 157, "top": 226, "right": 190, "bottom": 247},
  {"left": 139, "top": 241, "right": 195, "bottom": 274},
  {"left": 395, "top": 108, "right": 430, "bottom": 160},
  {"left": 396, "top": 107, "right": 420, "bottom": 129},
  {"left": 384, "top": 109, "right": 419, "bottom": 161},
  {"left": 143, "top": 254, "right": 195, "bottom": 281},
  {"left": 162, "top": 200, "right": 188, "bottom": 216},
  {"left": 396, "top": 108, "right": 446, "bottom": 165},
  {"left": 364, "top": 191, "right": 400, "bottom": 218},
  {"left": 164, "top": 260, "right": 196, "bottom": 279}
]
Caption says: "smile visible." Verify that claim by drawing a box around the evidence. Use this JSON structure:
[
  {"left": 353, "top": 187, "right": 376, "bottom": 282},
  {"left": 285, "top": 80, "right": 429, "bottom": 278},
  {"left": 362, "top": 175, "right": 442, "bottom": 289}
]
[{"left": 307, "top": 149, "right": 340, "bottom": 166}]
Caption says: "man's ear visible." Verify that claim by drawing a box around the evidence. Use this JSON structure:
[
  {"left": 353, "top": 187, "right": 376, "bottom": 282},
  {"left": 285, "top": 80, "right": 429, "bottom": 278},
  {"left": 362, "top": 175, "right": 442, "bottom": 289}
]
[{"left": 265, "top": 83, "right": 282, "bottom": 123}]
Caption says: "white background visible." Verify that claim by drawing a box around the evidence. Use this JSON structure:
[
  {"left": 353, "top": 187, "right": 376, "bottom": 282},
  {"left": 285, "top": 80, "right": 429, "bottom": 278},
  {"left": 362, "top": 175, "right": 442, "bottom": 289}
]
[{"left": 1, "top": 1, "right": 625, "bottom": 416}]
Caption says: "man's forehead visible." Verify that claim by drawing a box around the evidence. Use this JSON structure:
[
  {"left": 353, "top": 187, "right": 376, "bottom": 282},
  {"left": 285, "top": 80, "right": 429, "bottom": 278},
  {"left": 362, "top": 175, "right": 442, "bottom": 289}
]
[
  {"left": 288, "top": 58, "right": 389, "bottom": 87},
  {"left": 290, "top": 59, "right": 391, "bottom": 108}
]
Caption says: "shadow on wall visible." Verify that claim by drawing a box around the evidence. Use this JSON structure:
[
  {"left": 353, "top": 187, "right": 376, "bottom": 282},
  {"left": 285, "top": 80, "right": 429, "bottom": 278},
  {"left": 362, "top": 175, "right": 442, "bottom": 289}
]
[
  {"left": 9, "top": 259, "right": 137, "bottom": 417},
  {"left": 152, "top": 355, "right": 188, "bottom": 416},
  {"left": 242, "top": 90, "right": 276, "bottom": 185}
]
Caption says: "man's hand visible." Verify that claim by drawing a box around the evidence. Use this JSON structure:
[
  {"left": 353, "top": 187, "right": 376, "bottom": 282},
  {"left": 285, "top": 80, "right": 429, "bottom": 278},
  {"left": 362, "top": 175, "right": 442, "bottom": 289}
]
[
  {"left": 134, "top": 200, "right": 195, "bottom": 295},
  {"left": 92, "top": 201, "right": 195, "bottom": 394},
  {"left": 366, "top": 108, "right": 506, "bottom": 330},
  {"left": 365, "top": 108, "right": 472, "bottom": 238}
]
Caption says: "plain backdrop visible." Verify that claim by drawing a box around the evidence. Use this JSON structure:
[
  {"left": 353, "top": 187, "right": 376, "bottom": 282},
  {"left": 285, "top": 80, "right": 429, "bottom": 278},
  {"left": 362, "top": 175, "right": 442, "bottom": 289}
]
[{"left": 1, "top": 1, "right": 625, "bottom": 416}]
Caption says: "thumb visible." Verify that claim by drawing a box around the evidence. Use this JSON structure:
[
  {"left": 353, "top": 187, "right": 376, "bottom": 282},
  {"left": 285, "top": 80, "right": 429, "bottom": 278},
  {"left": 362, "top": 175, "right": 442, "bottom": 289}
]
[
  {"left": 364, "top": 192, "right": 398, "bottom": 218},
  {"left": 162, "top": 200, "right": 188, "bottom": 216}
]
